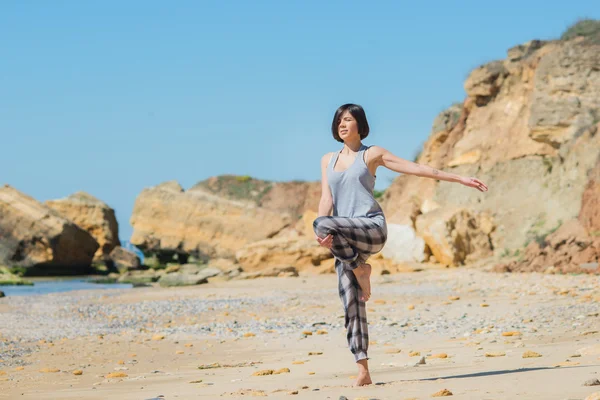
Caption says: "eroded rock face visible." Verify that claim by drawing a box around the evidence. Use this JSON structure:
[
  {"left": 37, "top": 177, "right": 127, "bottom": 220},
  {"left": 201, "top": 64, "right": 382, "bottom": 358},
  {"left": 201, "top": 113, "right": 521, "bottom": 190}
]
[
  {"left": 494, "top": 219, "right": 600, "bottom": 274},
  {"left": 382, "top": 36, "right": 600, "bottom": 255},
  {"left": 0, "top": 185, "right": 98, "bottom": 274},
  {"left": 579, "top": 158, "right": 600, "bottom": 233},
  {"left": 130, "top": 181, "right": 293, "bottom": 260},
  {"left": 235, "top": 237, "right": 331, "bottom": 272},
  {"left": 494, "top": 158, "right": 600, "bottom": 274},
  {"left": 46, "top": 192, "right": 119, "bottom": 260},
  {"left": 415, "top": 207, "right": 495, "bottom": 266}
]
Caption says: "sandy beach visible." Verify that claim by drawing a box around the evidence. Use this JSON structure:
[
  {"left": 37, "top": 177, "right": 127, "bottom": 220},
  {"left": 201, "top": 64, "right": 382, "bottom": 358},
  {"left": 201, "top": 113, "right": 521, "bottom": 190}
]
[{"left": 1, "top": 268, "right": 599, "bottom": 400}]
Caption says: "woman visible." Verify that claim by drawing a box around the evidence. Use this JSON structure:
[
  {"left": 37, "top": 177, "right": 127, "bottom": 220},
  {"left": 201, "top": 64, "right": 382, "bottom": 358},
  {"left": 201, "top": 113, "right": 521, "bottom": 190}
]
[{"left": 313, "top": 103, "right": 488, "bottom": 387}]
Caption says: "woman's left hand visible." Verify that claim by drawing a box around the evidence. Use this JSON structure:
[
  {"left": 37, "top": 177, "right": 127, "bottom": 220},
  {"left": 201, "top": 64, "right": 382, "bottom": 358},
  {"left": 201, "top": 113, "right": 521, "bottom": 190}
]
[{"left": 460, "top": 176, "right": 488, "bottom": 192}]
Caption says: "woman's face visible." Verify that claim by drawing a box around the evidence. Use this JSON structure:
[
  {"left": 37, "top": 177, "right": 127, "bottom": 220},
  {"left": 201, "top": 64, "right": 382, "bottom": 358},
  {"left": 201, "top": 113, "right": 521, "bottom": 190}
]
[{"left": 338, "top": 111, "right": 359, "bottom": 142}]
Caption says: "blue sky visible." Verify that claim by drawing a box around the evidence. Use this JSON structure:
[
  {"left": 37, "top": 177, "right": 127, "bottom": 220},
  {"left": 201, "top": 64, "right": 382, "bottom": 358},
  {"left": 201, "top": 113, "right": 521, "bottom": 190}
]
[{"left": 1, "top": 1, "right": 598, "bottom": 239}]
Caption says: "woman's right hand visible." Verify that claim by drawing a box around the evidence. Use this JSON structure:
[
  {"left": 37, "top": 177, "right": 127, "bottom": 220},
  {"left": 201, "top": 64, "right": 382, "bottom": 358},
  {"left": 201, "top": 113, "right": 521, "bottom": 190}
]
[{"left": 315, "top": 234, "right": 333, "bottom": 249}]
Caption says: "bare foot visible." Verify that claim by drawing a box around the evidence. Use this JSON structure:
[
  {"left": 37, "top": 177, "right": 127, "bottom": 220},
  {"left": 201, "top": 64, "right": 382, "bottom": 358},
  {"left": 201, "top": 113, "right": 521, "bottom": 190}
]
[
  {"left": 353, "top": 371, "right": 372, "bottom": 386},
  {"left": 353, "top": 264, "right": 372, "bottom": 302}
]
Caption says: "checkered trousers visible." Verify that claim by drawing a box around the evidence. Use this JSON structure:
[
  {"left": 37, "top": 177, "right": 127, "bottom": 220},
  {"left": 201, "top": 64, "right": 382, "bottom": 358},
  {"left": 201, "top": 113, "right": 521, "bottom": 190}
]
[{"left": 313, "top": 214, "right": 387, "bottom": 362}]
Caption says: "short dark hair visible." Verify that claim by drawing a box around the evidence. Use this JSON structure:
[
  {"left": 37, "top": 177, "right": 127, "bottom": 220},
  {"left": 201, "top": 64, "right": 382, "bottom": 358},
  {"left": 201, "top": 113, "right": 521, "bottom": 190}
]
[{"left": 331, "top": 104, "right": 370, "bottom": 143}]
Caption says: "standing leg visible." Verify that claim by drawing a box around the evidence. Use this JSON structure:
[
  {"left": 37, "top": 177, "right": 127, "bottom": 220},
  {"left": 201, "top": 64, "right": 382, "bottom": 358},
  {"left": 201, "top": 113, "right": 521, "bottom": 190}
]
[
  {"left": 336, "top": 259, "right": 369, "bottom": 362},
  {"left": 336, "top": 259, "right": 372, "bottom": 386}
]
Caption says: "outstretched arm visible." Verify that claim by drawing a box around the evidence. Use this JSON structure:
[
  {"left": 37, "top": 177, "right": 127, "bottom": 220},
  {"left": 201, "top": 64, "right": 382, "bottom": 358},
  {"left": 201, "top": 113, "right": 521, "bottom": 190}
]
[{"left": 369, "top": 146, "right": 488, "bottom": 192}]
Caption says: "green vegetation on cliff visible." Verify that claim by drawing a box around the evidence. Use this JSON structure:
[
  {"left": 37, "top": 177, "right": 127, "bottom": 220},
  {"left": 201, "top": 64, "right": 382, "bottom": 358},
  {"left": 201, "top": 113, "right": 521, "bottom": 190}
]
[{"left": 561, "top": 19, "right": 600, "bottom": 44}]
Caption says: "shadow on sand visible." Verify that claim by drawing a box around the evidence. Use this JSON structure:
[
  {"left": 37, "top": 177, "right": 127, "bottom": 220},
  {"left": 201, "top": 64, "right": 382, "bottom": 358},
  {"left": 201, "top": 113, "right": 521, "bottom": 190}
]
[{"left": 374, "top": 364, "right": 598, "bottom": 385}]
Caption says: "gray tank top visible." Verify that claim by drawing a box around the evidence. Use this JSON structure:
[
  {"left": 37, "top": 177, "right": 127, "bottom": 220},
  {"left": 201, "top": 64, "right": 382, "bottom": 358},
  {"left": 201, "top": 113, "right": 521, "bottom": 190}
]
[{"left": 327, "top": 144, "right": 384, "bottom": 218}]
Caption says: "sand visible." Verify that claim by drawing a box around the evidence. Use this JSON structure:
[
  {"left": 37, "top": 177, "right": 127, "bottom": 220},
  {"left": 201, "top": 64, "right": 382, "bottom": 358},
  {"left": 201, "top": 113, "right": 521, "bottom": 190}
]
[{"left": 1, "top": 269, "right": 599, "bottom": 399}]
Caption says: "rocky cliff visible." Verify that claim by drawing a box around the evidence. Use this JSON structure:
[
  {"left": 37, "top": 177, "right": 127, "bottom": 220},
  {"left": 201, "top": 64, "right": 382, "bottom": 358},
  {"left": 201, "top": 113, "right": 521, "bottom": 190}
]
[{"left": 382, "top": 22, "right": 600, "bottom": 266}]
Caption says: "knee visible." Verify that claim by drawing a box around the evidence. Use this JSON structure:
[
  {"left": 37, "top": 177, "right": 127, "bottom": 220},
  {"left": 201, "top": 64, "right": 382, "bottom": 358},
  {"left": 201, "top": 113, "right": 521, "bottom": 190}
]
[{"left": 313, "top": 216, "right": 331, "bottom": 236}]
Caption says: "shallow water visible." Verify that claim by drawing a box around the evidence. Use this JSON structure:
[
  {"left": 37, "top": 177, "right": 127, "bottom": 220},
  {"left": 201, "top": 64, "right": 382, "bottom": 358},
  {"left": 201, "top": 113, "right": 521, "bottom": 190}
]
[{"left": 0, "top": 277, "right": 132, "bottom": 297}]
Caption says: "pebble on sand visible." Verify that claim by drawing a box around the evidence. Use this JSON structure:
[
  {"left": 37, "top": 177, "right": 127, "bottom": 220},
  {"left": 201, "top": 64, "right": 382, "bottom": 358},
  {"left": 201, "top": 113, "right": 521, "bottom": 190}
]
[
  {"left": 39, "top": 368, "right": 60, "bottom": 373},
  {"left": 106, "top": 372, "right": 128, "bottom": 378},
  {"left": 252, "top": 369, "right": 274, "bottom": 376},
  {"left": 243, "top": 332, "right": 256, "bottom": 337},
  {"left": 73, "top": 370, "right": 83, "bottom": 375},
  {"left": 308, "top": 372, "right": 315, "bottom": 375},
  {"left": 522, "top": 351, "right": 542, "bottom": 358},
  {"left": 407, "top": 304, "right": 415, "bottom": 310},
  {"left": 316, "top": 329, "right": 328, "bottom": 335},
  {"left": 432, "top": 388, "right": 453, "bottom": 396},
  {"left": 302, "top": 331, "right": 313, "bottom": 335},
  {"left": 409, "top": 351, "right": 421, "bottom": 357},
  {"left": 308, "top": 352, "right": 323, "bottom": 356},
  {"left": 15, "top": 367, "right": 24, "bottom": 371},
  {"left": 274, "top": 368, "right": 290, "bottom": 374},
  {"left": 288, "top": 390, "right": 298, "bottom": 395},
  {"left": 292, "top": 361, "right": 305, "bottom": 365},
  {"left": 480, "top": 303, "right": 489, "bottom": 307},
  {"left": 152, "top": 334, "right": 165, "bottom": 341},
  {"left": 502, "top": 331, "right": 521, "bottom": 337},
  {"left": 485, "top": 352, "right": 506, "bottom": 357},
  {"left": 429, "top": 353, "right": 448, "bottom": 359}
]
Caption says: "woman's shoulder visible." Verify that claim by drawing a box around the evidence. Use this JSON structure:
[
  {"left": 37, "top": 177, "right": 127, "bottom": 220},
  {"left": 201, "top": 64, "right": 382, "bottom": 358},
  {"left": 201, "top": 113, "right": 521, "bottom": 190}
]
[
  {"left": 321, "top": 151, "right": 335, "bottom": 167},
  {"left": 365, "top": 145, "right": 386, "bottom": 155}
]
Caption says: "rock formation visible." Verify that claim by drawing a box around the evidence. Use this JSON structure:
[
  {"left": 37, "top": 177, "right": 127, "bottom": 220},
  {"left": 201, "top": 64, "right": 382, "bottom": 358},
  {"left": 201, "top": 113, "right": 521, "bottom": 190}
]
[
  {"left": 129, "top": 179, "right": 308, "bottom": 261},
  {"left": 46, "top": 192, "right": 119, "bottom": 261},
  {"left": 382, "top": 24, "right": 600, "bottom": 263},
  {"left": 0, "top": 185, "right": 98, "bottom": 274}
]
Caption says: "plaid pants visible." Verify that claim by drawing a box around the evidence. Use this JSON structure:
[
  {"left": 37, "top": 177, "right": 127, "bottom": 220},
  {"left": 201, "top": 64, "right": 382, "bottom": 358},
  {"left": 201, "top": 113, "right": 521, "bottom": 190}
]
[{"left": 313, "top": 214, "right": 387, "bottom": 362}]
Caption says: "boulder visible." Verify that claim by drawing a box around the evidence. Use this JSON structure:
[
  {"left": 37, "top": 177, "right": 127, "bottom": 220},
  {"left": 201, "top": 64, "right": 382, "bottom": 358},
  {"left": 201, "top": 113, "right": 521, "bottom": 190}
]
[
  {"left": 415, "top": 207, "right": 495, "bottom": 266},
  {"left": 46, "top": 192, "right": 119, "bottom": 260},
  {"left": 380, "top": 224, "right": 427, "bottom": 263},
  {"left": 109, "top": 246, "right": 141, "bottom": 272},
  {"left": 0, "top": 185, "right": 98, "bottom": 274}
]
